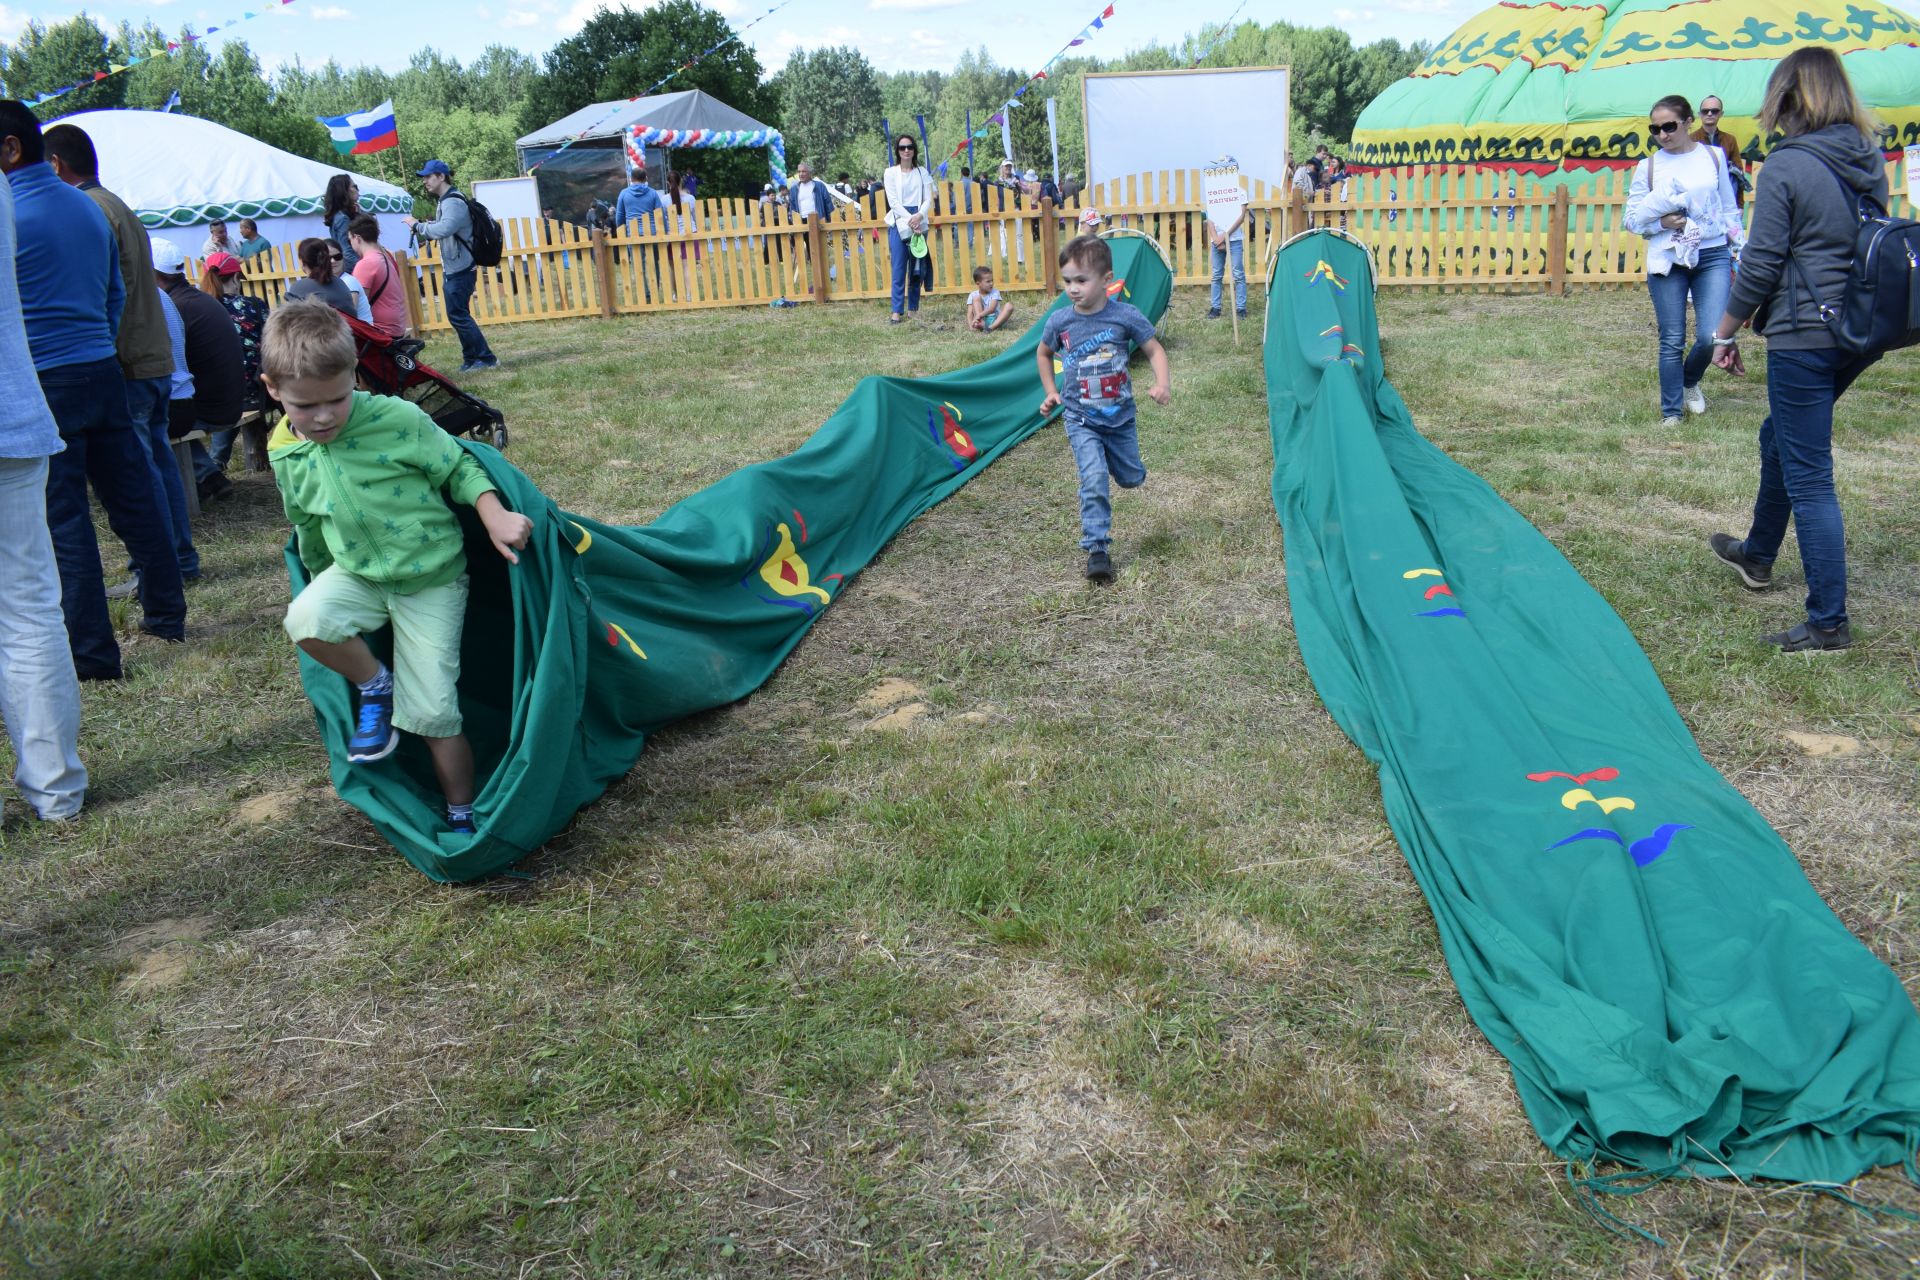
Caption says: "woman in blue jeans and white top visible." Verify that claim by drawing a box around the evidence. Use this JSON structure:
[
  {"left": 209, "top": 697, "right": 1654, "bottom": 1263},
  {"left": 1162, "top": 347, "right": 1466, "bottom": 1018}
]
[
  {"left": 882, "top": 135, "right": 936, "bottom": 324},
  {"left": 1624, "top": 94, "right": 1743, "bottom": 426},
  {"left": 1705, "top": 48, "right": 1888, "bottom": 654}
]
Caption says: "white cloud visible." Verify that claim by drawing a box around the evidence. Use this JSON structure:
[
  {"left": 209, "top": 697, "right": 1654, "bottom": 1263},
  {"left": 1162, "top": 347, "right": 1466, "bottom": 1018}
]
[
  {"left": 309, "top": 5, "right": 353, "bottom": 18},
  {"left": 1331, "top": 8, "right": 1377, "bottom": 23},
  {"left": 868, "top": 0, "right": 965, "bottom": 9},
  {"left": 1379, "top": 0, "right": 1456, "bottom": 12},
  {"left": 0, "top": 3, "right": 40, "bottom": 38},
  {"left": 501, "top": 8, "right": 543, "bottom": 25}
]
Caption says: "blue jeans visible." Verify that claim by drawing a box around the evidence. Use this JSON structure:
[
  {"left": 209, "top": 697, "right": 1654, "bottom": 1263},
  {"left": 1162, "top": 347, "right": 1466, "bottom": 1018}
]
[
  {"left": 443, "top": 266, "right": 495, "bottom": 365},
  {"left": 1646, "top": 243, "right": 1731, "bottom": 416},
  {"left": 125, "top": 375, "right": 199, "bottom": 577},
  {"left": 1210, "top": 238, "right": 1246, "bottom": 313},
  {"left": 1065, "top": 415, "right": 1147, "bottom": 552},
  {"left": 888, "top": 211, "right": 929, "bottom": 315},
  {"left": 1739, "top": 345, "right": 1878, "bottom": 631},
  {"left": 0, "top": 456, "right": 87, "bottom": 818},
  {"left": 39, "top": 358, "right": 188, "bottom": 678}
]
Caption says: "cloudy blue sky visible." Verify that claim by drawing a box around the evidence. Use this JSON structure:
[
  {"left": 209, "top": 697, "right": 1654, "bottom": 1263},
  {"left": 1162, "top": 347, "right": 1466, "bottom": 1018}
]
[{"left": 3, "top": 0, "right": 1468, "bottom": 79}]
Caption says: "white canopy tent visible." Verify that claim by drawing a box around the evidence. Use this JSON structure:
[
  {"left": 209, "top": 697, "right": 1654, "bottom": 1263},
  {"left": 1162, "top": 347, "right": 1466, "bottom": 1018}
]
[{"left": 56, "top": 110, "right": 414, "bottom": 263}]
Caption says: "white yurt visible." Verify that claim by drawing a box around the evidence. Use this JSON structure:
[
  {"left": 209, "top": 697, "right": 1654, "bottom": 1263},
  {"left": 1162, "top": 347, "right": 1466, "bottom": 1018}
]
[{"left": 56, "top": 110, "right": 414, "bottom": 263}]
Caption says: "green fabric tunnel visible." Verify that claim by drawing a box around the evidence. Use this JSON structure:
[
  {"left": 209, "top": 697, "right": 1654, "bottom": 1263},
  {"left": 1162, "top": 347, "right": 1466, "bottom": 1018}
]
[
  {"left": 1263, "top": 229, "right": 1920, "bottom": 1185},
  {"left": 286, "top": 233, "right": 1172, "bottom": 884}
]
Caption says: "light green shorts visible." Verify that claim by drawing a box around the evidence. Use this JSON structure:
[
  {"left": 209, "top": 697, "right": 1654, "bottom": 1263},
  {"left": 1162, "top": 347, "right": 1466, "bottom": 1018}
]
[{"left": 284, "top": 566, "right": 469, "bottom": 738}]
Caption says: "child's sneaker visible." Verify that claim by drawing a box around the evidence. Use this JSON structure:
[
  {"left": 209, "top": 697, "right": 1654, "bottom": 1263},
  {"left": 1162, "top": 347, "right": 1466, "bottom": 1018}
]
[
  {"left": 347, "top": 687, "right": 398, "bottom": 763},
  {"left": 447, "top": 805, "right": 476, "bottom": 835},
  {"left": 1086, "top": 549, "right": 1114, "bottom": 582}
]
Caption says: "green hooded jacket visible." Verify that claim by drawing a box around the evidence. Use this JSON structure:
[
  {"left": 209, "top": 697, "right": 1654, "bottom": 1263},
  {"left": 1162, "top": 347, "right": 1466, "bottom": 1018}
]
[{"left": 269, "top": 391, "right": 497, "bottom": 594}]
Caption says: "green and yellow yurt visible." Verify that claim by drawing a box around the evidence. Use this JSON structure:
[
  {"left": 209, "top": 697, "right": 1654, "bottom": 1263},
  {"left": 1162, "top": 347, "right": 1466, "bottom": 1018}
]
[{"left": 1350, "top": 0, "right": 1920, "bottom": 172}]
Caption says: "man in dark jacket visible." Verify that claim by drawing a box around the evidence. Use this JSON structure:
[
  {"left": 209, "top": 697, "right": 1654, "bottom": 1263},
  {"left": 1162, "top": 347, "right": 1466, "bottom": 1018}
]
[
  {"left": 152, "top": 239, "right": 246, "bottom": 502},
  {"left": 1692, "top": 96, "right": 1748, "bottom": 209},
  {"left": 43, "top": 121, "right": 200, "bottom": 584},
  {"left": 1, "top": 99, "right": 185, "bottom": 679}
]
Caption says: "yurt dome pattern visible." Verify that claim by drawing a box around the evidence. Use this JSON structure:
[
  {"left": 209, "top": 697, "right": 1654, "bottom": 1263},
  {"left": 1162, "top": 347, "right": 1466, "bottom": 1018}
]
[{"left": 1349, "top": 0, "right": 1920, "bottom": 171}]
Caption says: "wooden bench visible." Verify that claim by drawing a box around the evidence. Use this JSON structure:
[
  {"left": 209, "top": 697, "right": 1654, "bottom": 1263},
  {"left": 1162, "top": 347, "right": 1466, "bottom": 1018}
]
[
  {"left": 171, "top": 429, "right": 207, "bottom": 518},
  {"left": 170, "top": 411, "right": 267, "bottom": 520}
]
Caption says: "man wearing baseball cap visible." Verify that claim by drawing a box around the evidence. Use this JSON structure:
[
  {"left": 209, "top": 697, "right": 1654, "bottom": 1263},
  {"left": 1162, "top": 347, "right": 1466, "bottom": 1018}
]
[
  {"left": 403, "top": 159, "right": 498, "bottom": 372},
  {"left": 0, "top": 99, "right": 186, "bottom": 680},
  {"left": 42, "top": 120, "right": 200, "bottom": 587}
]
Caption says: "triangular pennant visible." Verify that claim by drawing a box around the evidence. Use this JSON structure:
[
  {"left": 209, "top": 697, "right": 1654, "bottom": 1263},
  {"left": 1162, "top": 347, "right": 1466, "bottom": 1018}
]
[{"left": 1101, "top": 3, "right": 1114, "bottom": 16}]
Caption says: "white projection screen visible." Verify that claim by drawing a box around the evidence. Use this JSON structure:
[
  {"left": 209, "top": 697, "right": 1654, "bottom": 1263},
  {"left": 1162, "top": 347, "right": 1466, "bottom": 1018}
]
[{"left": 1082, "top": 67, "right": 1292, "bottom": 192}]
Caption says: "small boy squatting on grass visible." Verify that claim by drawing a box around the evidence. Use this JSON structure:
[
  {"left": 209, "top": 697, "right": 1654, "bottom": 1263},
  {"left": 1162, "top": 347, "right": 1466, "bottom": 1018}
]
[
  {"left": 966, "top": 265, "right": 1014, "bottom": 332},
  {"left": 264, "top": 304, "right": 531, "bottom": 835},
  {"left": 1036, "top": 234, "right": 1171, "bottom": 583}
]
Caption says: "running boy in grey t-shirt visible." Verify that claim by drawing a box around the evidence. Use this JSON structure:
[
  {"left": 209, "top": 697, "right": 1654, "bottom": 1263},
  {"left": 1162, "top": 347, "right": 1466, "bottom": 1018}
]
[{"left": 1036, "top": 234, "right": 1171, "bottom": 582}]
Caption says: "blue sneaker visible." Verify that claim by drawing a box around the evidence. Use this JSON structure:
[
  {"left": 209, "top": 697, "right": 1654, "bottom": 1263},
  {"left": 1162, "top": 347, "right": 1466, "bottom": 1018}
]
[
  {"left": 347, "top": 687, "right": 398, "bottom": 763},
  {"left": 448, "top": 811, "right": 476, "bottom": 835}
]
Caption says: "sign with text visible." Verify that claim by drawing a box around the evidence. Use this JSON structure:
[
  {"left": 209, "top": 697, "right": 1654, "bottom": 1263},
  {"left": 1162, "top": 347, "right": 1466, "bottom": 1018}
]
[{"left": 1204, "top": 165, "right": 1247, "bottom": 237}]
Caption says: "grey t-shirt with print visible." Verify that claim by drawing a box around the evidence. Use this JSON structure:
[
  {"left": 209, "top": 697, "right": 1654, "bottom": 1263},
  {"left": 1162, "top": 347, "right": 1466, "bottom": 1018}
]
[{"left": 1040, "top": 298, "right": 1157, "bottom": 429}]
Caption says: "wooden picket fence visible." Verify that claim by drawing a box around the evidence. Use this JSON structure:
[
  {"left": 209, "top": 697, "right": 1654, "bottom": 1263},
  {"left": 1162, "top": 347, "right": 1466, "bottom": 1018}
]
[{"left": 205, "top": 158, "right": 1913, "bottom": 332}]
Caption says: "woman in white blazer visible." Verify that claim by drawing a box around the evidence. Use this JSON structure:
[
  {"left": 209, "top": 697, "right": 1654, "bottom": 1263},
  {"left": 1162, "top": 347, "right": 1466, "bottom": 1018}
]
[
  {"left": 1623, "top": 93, "right": 1744, "bottom": 426},
  {"left": 882, "top": 134, "right": 938, "bottom": 323}
]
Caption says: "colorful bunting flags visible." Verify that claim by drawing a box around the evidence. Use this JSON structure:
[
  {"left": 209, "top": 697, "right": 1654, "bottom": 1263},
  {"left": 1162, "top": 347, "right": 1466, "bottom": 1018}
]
[
  {"left": 24, "top": 0, "right": 307, "bottom": 108},
  {"left": 1189, "top": 0, "right": 1255, "bottom": 68},
  {"left": 943, "top": 2, "right": 1120, "bottom": 165}
]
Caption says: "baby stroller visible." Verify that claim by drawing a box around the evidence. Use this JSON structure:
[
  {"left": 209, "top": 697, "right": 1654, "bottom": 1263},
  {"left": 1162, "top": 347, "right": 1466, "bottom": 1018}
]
[{"left": 345, "top": 315, "right": 509, "bottom": 450}]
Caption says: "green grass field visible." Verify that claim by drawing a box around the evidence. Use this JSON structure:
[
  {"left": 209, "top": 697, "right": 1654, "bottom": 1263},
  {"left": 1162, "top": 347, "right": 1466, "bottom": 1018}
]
[{"left": 3, "top": 283, "right": 1918, "bottom": 1279}]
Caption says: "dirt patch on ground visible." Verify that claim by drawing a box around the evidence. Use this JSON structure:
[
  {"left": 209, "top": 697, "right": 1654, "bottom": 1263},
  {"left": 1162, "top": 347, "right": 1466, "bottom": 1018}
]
[
  {"left": 234, "top": 790, "right": 305, "bottom": 827},
  {"left": 862, "top": 703, "right": 932, "bottom": 733},
  {"left": 112, "top": 915, "right": 219, "bottom": 993},
  {"left": 1783, "top": 730, "right": 1862, "bottom": 758},
  {"left": 856, "top": 678, "right": 925, "bottom": 713}
]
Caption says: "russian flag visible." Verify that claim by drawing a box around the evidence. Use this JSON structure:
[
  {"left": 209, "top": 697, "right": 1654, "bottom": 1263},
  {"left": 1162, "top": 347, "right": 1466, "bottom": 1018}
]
[{"left": 317, "top": 100, "right": 397, "bottom": 155}]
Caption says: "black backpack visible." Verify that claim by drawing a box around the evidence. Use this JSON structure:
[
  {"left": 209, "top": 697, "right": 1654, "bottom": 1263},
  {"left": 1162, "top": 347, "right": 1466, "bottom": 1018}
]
[
  {"left": 448, "top": 190, "right": 504, "bottom": 269},
  {"left": 1789, "top": 155, "right": 1920, "bottom": 358}
]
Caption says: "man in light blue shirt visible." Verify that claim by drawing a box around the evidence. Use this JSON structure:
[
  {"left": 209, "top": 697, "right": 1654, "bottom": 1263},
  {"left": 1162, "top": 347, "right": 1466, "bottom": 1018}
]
[
  {"left": 613, "top": 162, "right": 668, "bottom": 303},
  {"left": 0, "top": 131, "right": 87, "bottom": 820}
]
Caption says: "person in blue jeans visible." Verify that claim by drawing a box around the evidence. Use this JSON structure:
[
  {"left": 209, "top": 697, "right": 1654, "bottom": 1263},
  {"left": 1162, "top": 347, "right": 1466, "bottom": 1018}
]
[
  {"left": 405, "top": 159, "right": 498, "bottom": 373},
  {"left": 0, "top": 148, "right": 88, "bottom": 820},
  {"left": 882, "top": 135, "right": 937, "bottom": 323},
  {"left": 1036, "top": 235, "right": 1172, "bottom": 584},
  {"left": 1705, "top": 48, "right": 1889, "bottom": 654},
  {"left": 42, "top": 121, "right": 198, "bottom": 585},
  {"left": 3, "top": 101, "right": 186, "bottom": 681},
  {"left": 1207, "top": 178, "right": 1249, "bottom": 319},
  {"left": 1624, "top": 93, "right": 1741, "bottom": 426}
]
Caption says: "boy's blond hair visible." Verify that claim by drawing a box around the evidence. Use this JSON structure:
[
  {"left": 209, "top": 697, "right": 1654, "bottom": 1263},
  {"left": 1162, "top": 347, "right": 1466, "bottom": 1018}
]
[{"left": 262, "top": 301, "right": 357, "bottom": 384}]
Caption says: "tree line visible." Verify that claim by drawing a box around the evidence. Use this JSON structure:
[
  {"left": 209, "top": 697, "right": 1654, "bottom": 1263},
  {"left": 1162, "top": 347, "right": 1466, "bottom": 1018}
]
[{"left": 1, "top": 3, "right": 1425, "bottom": 206}]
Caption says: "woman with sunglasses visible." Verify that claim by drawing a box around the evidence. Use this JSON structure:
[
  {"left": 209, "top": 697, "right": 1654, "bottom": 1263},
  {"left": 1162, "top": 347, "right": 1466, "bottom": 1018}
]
[
  {"left": 1704, "top": 48, "right": 1889, "bottom": 654},
  {"left": 284, "top": 236, "right": 359, "bottom": 319},
  {"left": 882, "top": 133, "right": 937, "bottom": 324},
  {"left": 1624, "top": 94, "right": 1742, "bottom": 427}
]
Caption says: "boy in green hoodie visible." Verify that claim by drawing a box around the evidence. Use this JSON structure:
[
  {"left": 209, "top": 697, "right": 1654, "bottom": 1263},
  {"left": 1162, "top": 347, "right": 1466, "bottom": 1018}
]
[{"left": 265, "top": 304, "right": 531, "bottom": 834}]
